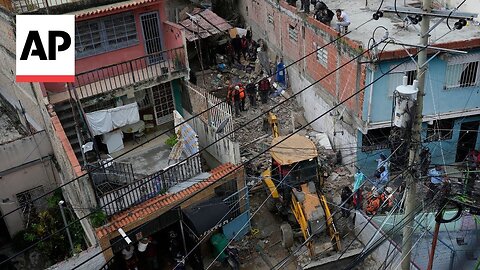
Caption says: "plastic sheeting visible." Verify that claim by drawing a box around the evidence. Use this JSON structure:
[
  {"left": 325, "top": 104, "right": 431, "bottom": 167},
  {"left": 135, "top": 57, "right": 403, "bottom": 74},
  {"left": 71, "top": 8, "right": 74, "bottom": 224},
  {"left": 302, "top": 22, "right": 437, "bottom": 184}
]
[{"left": 86, "top": 103, "right": 140, "bottom": 136}]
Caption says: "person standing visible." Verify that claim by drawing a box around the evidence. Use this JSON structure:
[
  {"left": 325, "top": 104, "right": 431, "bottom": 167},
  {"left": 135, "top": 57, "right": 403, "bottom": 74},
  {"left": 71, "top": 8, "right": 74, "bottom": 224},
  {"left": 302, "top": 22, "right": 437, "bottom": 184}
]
[
  {"left": 335, "top": 9, "right": 351, "bottom": 33},
  {"left": 232, "top": 34, "right": 242, "bottom": 63},
  {"left": 241, "top": 36, "right": 249, "bottom": 61},
  {"left": 427, "top": 165, "right": 447, "bottom": 200},
  {"left": 246, "top": 80, "right": 257, "bottom": 108},
  {"left": 238, "top": 84, "right": 246, "bottom": 111},
  {"left": 122, "top": 244, "right": 139, "bottom": 270},
  {"left": 258, "top": 72, "right": 271, "bottom": 104},
  {"left": 341, "top": 186, "right": 353, "bottom": 217},
  {"left": 226, "top": 42, "right": 235, "bottom": 65},
  {"left": 232, "top": 85, "right": 241, "bottom": 116}
]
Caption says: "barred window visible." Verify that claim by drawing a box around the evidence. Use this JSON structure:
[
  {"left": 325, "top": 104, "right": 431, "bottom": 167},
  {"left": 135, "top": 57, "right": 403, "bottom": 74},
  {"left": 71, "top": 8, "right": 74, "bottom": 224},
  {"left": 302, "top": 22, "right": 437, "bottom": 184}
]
[
  {"left": 76, "top": 12, "right": 138, "bottom": 58},
  {"left": 445, "top": 54, "right": 480, "bottom": 89},
  {"left": 362, "top": 127, "right": 391, "bottom": 152},
  {"left": 288, "top": 24, "right": 298, "bottom": 42},
  {"left": 316, "top": 46, "right": 328, "bottom": 67},
  {"left": 388, "top": 62, "right": 417, "bottom": 97},
  {"left": 16, "top": 186, "right": 45, "bottom": 223},
  {"left": 425, "top": 119, "right": 454, "bottom": 141}
]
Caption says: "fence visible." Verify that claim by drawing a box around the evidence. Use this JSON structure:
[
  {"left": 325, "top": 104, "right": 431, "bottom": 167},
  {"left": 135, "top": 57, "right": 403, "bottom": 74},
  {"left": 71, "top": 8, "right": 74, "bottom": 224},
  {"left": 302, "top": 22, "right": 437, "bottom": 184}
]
[
  {"left": 87, "top": 160, "right": 136, "bottom": 196},
  {"left": 5, "top": 0, "right": 123, "bottom": 13},
  {"left": 70, "top": 46, "right": 187, "bottom": 100},
  {"left": 187, "top": 82, "right": 234, "bottom": 139},
  {"left": 98, "top": 154, "right": 202, "bottom": 216}
]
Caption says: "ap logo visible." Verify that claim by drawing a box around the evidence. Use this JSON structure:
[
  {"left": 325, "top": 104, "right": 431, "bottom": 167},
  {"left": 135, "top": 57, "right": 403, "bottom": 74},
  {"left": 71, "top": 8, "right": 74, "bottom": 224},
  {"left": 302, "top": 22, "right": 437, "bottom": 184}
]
[{"left": 16, "top": 15, "right": 75, "bottom": 82}]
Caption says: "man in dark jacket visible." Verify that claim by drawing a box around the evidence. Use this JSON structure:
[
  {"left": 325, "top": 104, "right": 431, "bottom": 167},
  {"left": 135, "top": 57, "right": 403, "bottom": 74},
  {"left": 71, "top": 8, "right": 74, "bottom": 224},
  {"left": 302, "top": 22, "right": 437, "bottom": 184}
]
[
  {"left": 341, "top": 186, "right": 353, "bottom": 217},
  {"left": 246, "top": 80, "right": 257, "bottom": 108},
  {"left": 258, "top": 71, "right": 271, "bottom": 104},
  {"left": 232, "top": 35, "right": 242, "bottom": 63}
]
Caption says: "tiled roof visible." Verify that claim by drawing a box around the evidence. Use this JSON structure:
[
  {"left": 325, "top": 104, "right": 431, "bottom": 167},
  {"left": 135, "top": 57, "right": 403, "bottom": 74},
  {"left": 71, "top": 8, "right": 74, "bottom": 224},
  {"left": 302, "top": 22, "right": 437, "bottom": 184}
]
[
  {"left": 180, "top": 8, "right": 232, "bottom": 41},
  {"left": 74, "top": 0, "right": 158, "bottom": 19},
  {"left": 95, "top": 162, "right": 238, "bottom": 239}
]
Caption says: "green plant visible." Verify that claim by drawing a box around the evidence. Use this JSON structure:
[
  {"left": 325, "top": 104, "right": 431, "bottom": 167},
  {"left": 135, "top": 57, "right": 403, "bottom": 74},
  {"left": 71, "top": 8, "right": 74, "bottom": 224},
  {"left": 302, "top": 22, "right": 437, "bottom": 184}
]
[
  {"left": 90, "top": 210, "right": 107, "bottom": 228},
  {"left": 165, "top": 134, "right": 178, "bottom": 147}
]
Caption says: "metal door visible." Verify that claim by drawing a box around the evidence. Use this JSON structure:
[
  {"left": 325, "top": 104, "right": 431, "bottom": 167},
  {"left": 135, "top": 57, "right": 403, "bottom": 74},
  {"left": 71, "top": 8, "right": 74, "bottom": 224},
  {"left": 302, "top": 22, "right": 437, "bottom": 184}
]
[{"left": 140, "top": 12, "right": 163, "bottom": 64}]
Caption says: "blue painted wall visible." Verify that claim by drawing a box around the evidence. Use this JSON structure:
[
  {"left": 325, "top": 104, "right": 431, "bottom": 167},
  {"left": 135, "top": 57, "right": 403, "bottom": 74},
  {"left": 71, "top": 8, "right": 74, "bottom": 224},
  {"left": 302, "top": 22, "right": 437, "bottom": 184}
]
[
  {"left": 363, "top": 50, "right": 480, "bottom": 123},
  {"left": 357, "top": 115, "right": 480, "bottom": 176}
]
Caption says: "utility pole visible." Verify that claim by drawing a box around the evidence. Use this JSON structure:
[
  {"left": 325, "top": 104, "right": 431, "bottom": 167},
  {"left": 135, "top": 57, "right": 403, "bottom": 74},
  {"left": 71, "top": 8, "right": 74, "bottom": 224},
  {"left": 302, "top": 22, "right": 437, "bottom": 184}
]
[{"left": 401, "top": 0, "right": 431, "bottom": 268}]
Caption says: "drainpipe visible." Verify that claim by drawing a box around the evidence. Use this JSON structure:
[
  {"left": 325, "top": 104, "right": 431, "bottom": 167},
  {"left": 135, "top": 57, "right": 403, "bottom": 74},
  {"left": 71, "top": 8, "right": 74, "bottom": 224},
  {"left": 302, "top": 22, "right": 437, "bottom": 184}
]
[{"left": 366, "top": 66, "right": 375, "bottom": 127}]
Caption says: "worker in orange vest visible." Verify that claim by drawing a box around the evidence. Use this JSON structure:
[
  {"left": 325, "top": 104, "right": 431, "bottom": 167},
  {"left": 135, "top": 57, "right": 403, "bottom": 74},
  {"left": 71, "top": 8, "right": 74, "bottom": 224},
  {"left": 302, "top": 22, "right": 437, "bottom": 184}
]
[
  {"left": 237, "top": 83, "right": 246, "bottom": 112},
  {"left": 365, "top": 188, "right": 381, "bottom": 215}
]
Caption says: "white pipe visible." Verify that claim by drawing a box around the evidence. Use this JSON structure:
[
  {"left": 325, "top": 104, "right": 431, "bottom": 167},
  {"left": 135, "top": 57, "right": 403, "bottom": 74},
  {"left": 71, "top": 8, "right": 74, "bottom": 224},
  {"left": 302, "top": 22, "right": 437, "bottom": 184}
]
[{"left": 366, "top": 67, "right": 375, "bottom": 126}]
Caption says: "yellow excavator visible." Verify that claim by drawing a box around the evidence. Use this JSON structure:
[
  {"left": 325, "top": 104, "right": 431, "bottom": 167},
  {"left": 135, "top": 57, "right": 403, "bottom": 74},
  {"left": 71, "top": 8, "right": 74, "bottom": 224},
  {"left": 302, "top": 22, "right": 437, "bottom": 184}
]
[{"left": 262, "top": 112, "right": 341, "bottom": 256}]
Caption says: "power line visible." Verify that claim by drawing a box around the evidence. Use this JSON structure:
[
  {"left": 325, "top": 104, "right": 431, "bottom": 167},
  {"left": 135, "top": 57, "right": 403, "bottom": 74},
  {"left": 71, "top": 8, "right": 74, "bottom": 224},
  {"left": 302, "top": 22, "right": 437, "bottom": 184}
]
[
  {"left": 0, "top": 9, "right": 373, "bottom": 224},
  {"left": 65, "top": 30, "right": 392, "bottom": 269},
  {"left": 0, "top": 19, "right": 380, "bottom": 266}
]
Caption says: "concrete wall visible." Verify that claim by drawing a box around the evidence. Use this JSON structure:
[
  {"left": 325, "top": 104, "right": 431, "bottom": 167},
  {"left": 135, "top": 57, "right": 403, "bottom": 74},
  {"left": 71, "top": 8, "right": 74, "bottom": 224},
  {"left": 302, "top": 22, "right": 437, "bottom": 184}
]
[
  {"left": 0, "top": 131, "right": 58, "bottom": 237},
  {"left": 46, "top": 245, "right": 106, "bottom": 270},
  {"left": 238, "top": 0, "right": 366, "bottom": 170},
  {"left": 354, "top": 211, "right": 420, "bottom": 270},
  {"left": 0, "top": 131, "right": 53, "bottom": 171},
  {"left": 0, "top": 9, "right": 46, "bottom": 131},
  {"left": 185, "top": 111, "right": 241, "bottom": 165}
]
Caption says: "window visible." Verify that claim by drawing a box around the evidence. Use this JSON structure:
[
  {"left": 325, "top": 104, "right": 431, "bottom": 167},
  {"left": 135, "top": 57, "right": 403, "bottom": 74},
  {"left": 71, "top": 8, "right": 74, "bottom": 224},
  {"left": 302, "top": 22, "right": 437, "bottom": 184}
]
[
  {"left": 75, "top": 12, "right": 138, "bottom": 58},
  {"left": 315, "top": 45, "right": 328, "bottom": 67},
  {"left": 445, "top": 54, "right": 480, "bottom": 88},
  {"left": 425, "top": 119, "right": 454, "bottom": 141},
  {"left": 388, "top": 62, "right": 417, "bottom": 97},
  {"left": 288, "top": 24, "right": 298, "bottom": 42},
  {"left": 267, "top": 13, "right": 274, "bottom": 25},
  {"left": 16, "top": 186, "right": 45, "bottom": 223},
  {"left": 362, "top": 127, "right": 391, "bottom": 152}
]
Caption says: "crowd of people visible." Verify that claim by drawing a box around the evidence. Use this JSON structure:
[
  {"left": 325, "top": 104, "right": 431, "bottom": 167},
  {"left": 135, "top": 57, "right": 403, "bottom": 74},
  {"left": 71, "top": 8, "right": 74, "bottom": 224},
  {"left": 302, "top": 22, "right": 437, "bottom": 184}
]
[
  {"left": 286, "top": 0, "right": 351, "bottom": 33},
  {"left": 226, "top": 71, "right": 272, "bottom": 116}
]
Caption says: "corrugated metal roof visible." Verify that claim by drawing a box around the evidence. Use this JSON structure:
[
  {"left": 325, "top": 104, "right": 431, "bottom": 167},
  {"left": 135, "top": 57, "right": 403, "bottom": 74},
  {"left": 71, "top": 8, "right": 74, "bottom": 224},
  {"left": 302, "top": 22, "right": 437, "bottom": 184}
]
[
  {"left": 73, "top": 0, "right": 158, "bottom": 19},
  {"left": 179, "top": 8, "right": 232, "bottom": 42}
]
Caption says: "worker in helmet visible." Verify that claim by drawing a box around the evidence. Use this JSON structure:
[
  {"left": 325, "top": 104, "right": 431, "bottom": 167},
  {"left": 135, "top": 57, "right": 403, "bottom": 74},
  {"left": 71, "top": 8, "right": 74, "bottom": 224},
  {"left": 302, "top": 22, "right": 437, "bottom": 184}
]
[
  {"left": 380, "top": 186, "right": 394, "bottom": 213},
  {"left": 365, "top": 187, "right": 381, "bottom": 215}
]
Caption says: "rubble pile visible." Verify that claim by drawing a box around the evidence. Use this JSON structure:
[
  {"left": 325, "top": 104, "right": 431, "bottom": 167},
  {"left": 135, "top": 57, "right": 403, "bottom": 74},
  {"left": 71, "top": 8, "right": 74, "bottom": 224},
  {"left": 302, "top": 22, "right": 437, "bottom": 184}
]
[{"left": 234, "top": 92, "right": 306, "bottom": 175}]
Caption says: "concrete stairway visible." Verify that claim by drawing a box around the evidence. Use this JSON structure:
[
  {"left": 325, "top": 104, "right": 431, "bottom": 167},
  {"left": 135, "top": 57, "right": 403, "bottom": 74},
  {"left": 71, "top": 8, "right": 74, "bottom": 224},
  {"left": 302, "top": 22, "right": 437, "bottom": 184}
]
[{"left": 54, "top": 101, "right": 85, "bottom": 165}]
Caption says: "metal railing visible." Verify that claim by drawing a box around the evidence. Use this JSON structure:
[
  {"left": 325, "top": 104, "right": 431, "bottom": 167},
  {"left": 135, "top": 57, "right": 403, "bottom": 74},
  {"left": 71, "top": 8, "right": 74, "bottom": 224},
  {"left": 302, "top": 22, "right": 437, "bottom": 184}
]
[
  {"left": 98, "top": 154, "right": 202, "bottom": 216},
  {"left": 4, "top": 0, "right": 125, "bottom": 14},
  {"left": 86, "top": 160, "right": 137, "bottom": 196},
  {"left": 70, "top": 46, "right": 187, "bottom": 99}
]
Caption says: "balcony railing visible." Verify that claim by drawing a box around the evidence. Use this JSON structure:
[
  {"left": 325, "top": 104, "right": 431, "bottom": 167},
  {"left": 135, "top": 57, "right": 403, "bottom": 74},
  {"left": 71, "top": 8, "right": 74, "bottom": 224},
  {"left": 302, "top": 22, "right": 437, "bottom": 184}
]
[
  {"left": 97, "top": 154, "right": 203, "bottom": 216},
  {"left": 69, "top": 46, "right": 187, "bottom": 100},
  {"left": 3, "top": 0, "right": 127, "bottom": 14}
]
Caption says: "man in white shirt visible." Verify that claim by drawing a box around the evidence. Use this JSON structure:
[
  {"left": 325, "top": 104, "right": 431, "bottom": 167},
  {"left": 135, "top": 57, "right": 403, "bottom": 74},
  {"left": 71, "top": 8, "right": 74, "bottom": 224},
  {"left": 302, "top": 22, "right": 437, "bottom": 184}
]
[
  {"left": 427, "top": 165, "right": 447, "bottom": 200},
  {"left": 335, "top": 9, "right": 351, "bottom": 33}
]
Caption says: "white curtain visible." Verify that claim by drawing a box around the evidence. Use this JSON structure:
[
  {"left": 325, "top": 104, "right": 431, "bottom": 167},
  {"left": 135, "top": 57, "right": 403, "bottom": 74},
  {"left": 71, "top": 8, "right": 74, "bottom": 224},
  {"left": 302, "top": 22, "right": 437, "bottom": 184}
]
[{"left": 86, "top": 103, "right": 140, "bottom": 136}]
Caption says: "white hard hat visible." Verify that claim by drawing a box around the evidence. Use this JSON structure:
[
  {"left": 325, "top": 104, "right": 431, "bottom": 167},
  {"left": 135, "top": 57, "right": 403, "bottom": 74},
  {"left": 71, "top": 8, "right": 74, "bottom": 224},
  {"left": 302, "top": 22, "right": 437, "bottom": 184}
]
[{"left": 235, "top": 86, "right": 240, "bottom": 90}]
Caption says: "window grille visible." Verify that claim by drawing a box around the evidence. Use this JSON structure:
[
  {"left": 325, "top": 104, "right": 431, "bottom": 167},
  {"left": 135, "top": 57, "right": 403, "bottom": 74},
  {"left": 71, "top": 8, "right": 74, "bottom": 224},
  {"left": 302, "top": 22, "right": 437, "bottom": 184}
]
[
  {"left": 268, "top": 13, "right": 274, "bottom": 25},
  {"left": 75, "top": 12, "right": 138, "bottom": 58},
  {"left": 288, "top": 24, "right": 298, "bottom": 42},
  {"left": 445, "top": 54, "right": 480, "bottom": 89},
  {"left": 316, "top": 46, "right": 328, "bottom": 67},
  {"left": 362, "top": 127, "right": 391, "bottom": 152},
  {"left": 16, "top": 186, "right": 45, "bottom": 224},
  {"left": 388, "top": 62, "right": 417, "bottom": 97}
]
